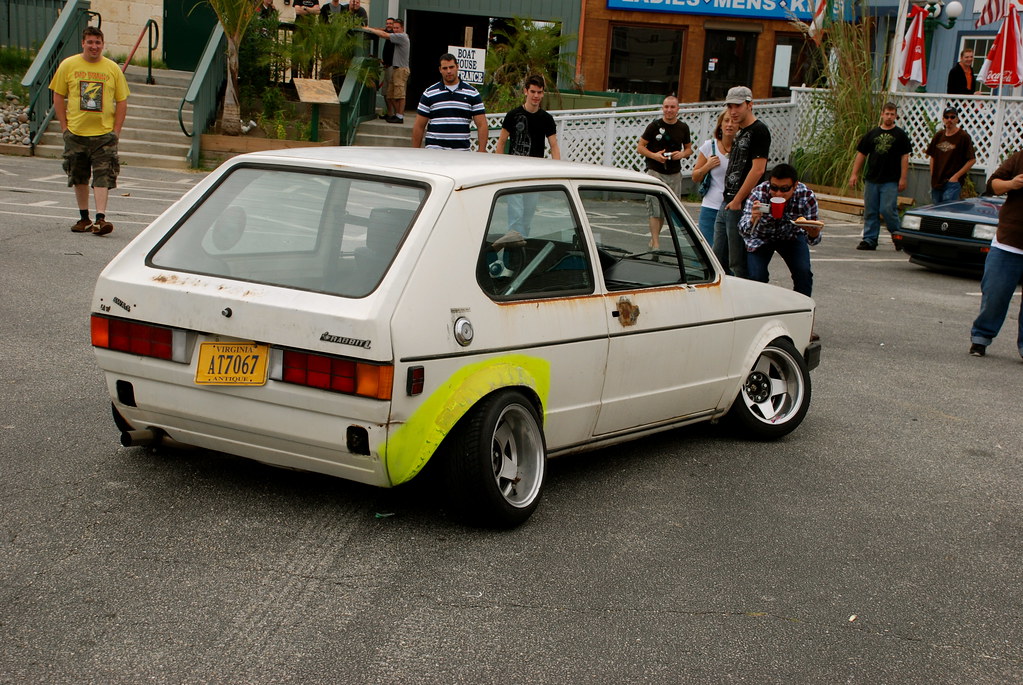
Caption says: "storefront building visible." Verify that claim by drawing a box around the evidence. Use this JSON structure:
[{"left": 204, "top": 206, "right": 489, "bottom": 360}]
[{"left": 578, "top": 0, "right": 820, "bottom": 102}]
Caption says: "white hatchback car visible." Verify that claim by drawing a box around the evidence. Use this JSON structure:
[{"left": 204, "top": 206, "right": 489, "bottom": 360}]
[{"left": 92, "top": 147, "right": 820, "bottom": 526}]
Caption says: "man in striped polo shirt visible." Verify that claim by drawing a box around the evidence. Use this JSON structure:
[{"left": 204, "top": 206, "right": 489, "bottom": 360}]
[{"left": 412, "top": 53, "right": 488, "bottom": 152}]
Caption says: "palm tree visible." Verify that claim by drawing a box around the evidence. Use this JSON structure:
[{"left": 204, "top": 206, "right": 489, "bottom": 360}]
[
  {"left": 204, "top": 0, "right": 260, "bottom": 135},
  {"left": 485, "top": 17, "right": 576, "bottom": 113}
]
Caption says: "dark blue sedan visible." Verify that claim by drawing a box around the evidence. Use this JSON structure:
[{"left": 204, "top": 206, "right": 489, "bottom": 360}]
[{"left": 893, "top": 196, "right": 1002, "bottom": 275}]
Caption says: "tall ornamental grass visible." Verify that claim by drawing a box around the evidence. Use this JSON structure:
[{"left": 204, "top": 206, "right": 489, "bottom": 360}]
[{"left": 789, "top": 0, "right": 893, "bottom": 191}]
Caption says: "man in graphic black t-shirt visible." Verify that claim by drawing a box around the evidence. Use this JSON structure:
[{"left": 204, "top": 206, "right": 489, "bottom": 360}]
[
  {"left": 848, "top": 103, "right": 911, "bottom": 250},
  {"left": 496, "top": 75, "right": 560, "bottom": 234},
  {"left": 713, "top": 86, "right": 770, "bottom": 278}
]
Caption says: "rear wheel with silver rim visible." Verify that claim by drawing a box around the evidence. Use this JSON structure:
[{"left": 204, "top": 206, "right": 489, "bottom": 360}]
[{"left": 445, "top": 390, "right": 546, "bottom": 527}]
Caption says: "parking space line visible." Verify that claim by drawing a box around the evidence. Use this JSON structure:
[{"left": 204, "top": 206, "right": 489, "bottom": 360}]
[{"left": 0, "top": 208, "right": 152, "bottom": 225}]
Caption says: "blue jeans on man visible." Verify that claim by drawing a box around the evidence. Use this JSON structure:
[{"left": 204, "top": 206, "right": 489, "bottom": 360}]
[
  {"left": 930, "top": 181, "right": 962, "bottom": 206},
  {"left": 746, "top": 234, "right": 813, "bottom": 297},
  {"left": 970, "top": 245, "right": 1023, "bottom": 357},
  {"left": 712, "top": 203, "right": 748, "bottom": 278},
  {"left": 862, "top": 181, "right": 900, "bottom": 247}
]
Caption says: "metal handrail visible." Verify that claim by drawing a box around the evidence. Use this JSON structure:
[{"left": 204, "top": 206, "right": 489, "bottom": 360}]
[
  {"left": 20, "top": 0, "right": 96, "bottom": 148},
  {"left": 121, "top": 18, "right": 159, "bottom": 85},
  {"left": 178, "top": 23, "right": 226, "bottom": 167}
]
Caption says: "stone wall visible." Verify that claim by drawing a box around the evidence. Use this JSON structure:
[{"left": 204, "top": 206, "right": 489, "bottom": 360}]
[{"left": 92, "top": 0, "right": 162, "bottom": 58}]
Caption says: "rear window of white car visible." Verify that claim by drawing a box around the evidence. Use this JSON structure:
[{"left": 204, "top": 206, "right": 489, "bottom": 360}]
[{"left": 149, "top": 166, "right": 427, "bottom": 298}]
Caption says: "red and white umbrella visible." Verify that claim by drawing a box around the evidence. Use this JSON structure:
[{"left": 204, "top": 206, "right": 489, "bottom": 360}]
[
  {"left": 897, "top": 5, "right": 929, "bottom": 87},
  {"left": 978, "top": 5, "right": 1023, "bottom": 88}
]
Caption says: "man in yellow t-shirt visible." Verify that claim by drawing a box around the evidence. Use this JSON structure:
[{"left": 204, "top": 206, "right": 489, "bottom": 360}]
[{"left": 48, "top": 27, "right": 130, "bottom": 236}]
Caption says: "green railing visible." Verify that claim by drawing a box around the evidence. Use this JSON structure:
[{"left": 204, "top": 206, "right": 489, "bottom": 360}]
[
  {"left": 20, "top": 0, "right": 94, "bottom": 147},
  {"left": 179, "top": 23, "right": 226, "bottom": 168},
  {"left": 1, "top": 0, "right": 67, "bottom": 50},
  {"left": 338, "top": 56, "right": 377, "bottom": 146}
]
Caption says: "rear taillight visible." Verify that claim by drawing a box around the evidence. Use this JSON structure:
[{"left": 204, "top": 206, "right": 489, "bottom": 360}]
[
  {"left": 91, "top": 315, "right": 187, "bottom": 362},
  {"left": 270, "top": 349, "right": 393, "bottom": 400}
]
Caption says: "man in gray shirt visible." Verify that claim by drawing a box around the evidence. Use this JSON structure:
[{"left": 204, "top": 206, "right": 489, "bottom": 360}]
[{"left": 364, "top": 18, "right": 410, "bottom": 123}]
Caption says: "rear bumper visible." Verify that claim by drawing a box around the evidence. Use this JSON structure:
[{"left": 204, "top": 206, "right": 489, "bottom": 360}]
[{"left": 97, "top": 350, "right": 393, "bottom": 487}]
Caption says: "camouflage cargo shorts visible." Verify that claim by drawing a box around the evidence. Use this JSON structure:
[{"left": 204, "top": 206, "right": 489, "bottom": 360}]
[{"left": 62, "top": 131, "right": 120, "bottom": 189}]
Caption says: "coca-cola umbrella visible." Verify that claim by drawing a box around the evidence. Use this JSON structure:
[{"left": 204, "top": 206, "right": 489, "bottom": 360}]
[
  {"left": 897, "top": 5, "right": 929, "bottom": 88},
  {"left": 978, "top": 5, "right": 1023, "bottom": 88}
]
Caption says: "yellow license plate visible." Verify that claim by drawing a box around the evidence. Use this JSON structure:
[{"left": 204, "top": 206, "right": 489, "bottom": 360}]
[{"left": 195, "top": 341, "right": 269, "bottom": 386}]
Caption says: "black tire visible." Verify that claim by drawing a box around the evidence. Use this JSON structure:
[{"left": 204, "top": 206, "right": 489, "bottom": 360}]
[
  {"left": 444, "top": 390, "right": 546, "bottom": 527},
  {"left": 727, "top": 338, "right": 811, "bottom": 439}
]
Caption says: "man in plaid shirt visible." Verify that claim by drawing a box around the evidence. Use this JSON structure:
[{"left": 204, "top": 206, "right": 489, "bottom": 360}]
[{"left": 737, "top": 163, "right": 822, "bottom": 298}]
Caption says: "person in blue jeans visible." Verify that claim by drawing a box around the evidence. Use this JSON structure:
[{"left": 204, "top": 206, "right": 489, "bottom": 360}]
[
  {"left": 925, "top": 106, "right": 975, "bottom": 206},
  {"left": 691, "top": 110, "right": 736, "bottom": 245},
  {"left": 848, "top": 103, "right": 911, "bottom": 250},
  {"left": 969, "top": 149, "right": 1023, "bottom": 358},
  {"left": 737, "top": 163, "right": 821, "bottom": 299}
]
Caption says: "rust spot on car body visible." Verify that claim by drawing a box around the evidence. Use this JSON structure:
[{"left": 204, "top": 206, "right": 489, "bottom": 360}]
[{"left": 615, "top": 296, "right": 640, "bottom": 326}]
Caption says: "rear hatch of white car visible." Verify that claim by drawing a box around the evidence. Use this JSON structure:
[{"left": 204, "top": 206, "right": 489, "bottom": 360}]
[{"left": 91, "top": 161, "right": 430, "bottom": 486}]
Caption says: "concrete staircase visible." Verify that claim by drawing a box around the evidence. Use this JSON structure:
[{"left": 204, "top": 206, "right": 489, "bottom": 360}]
[
  {"left": 352, "top": 114, "right": 414, "bottom": 147},
  {"left": 35, "top": 67, "right": 194, "bottom": 170}
]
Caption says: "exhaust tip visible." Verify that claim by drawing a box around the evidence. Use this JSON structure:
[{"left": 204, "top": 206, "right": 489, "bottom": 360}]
[{"left": 120, "top": 429, "right": 158, "bottom": 447}]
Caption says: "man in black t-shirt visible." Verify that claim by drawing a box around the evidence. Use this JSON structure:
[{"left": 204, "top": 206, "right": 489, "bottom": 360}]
[
  {"left": 637, "top": 95, "right": 692, "bottom": 249},
  {"left": 849, "top": 102, "right": 911, "bottom": 250},
  {"left": 713, "top": 86, "right": 770, "bottom": 278},
  {"left": 497, "top": 75, "right": 560, "bottom": 159},
  {"left": 496, "top": 75, "right": 561, "bottom": 234}
]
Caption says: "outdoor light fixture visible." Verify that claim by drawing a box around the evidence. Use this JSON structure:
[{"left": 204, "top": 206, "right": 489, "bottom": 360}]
[{"left": 923, "top": 0, "right": 963, "bottom": 29}]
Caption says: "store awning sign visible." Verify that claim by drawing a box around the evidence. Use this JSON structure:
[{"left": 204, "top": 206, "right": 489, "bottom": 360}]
[{"left": 606, "top": 0, "right": 817, "bottom": 21}]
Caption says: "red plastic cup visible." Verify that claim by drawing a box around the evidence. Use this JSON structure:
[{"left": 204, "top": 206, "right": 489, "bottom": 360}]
[{"left": 770, "top": 197, "right": 786, "bottom": 219}]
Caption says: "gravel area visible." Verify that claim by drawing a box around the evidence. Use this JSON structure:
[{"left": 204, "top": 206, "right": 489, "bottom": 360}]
[{"left": 2, "top": 92, "right": 31, "bottom": 146}]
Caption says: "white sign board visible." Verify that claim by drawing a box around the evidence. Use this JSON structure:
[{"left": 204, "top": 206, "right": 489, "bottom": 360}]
[{"left": 448, "top": 46, "right": 486, "bottom": 85}]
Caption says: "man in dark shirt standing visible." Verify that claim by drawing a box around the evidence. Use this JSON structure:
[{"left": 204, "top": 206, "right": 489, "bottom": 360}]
[
  {"left": 947, "top": 48, "right": 977, "bottom": 95},
  {"left": 496, "top": 74, "right": 559, "bottom": 159},
  {"left": 637, "top": 95, "right": 692, "bottom": 250},
  {"left": 496, "top": 74, "right": 561, "bottom": 235},
  {"left": 926, "top": 105, "right": 976, "bottom": 204},
  {"left": 849, "top": 102, "right": 912, "bottom": 250},
  {"left": 714, "top": 86, "right": 770, "bottom": 278}
]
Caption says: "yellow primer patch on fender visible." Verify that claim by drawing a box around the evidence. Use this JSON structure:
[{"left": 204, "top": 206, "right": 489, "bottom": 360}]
[{"left": 383, "top": 355, "right": 550, "bottom": 485}]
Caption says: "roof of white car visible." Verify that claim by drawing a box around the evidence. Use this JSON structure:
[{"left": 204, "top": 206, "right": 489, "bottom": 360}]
[{"left": 230, "top": 146, "right": 658, "bottom": 188}]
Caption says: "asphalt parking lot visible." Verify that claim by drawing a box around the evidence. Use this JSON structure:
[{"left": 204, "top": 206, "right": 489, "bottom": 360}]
[{"left": 1, "top": 153, "right": 1021, "bottom": 683}]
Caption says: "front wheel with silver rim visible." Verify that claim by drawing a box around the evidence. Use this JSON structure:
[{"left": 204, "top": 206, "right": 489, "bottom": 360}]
[
  {"left": 444, "top": 390, "right": 547, "bottom": 527},
  {"left": 727, "top": 338, "right": 811, "bottom": 439}
]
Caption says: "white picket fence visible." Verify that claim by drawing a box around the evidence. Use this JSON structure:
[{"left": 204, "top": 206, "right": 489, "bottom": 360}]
[{"left": 483, "top": 88, "right": 1023, "bottom": 175}]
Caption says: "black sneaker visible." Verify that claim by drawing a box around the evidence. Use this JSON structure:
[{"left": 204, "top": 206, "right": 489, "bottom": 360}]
[
  {"left": 856, "top": 240, "right": 876, "bottom": 251},
  {"left": 385, "top": 115, "right": 404, "bottom": 124},
  {"left": 969, "top": 343, "right": 986, "bottom": 357}
]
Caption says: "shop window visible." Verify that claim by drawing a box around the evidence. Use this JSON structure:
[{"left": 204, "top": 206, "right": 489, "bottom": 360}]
[
  {"left": 771, "top": 34, "right": 822, "bottom": 98},
  {"left": 608, "top": 26, "right": 682, "bottom": 96}
]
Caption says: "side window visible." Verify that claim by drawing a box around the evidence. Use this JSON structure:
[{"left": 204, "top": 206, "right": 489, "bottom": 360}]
[
  {"left": 477, "top": 189, "right": 594, "bottom": 299},
  {"left": 579, "top": 188, "right": 714, "bottom": 290}
]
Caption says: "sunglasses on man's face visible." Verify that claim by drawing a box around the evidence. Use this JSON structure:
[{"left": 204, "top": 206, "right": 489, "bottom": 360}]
[
  {"left": 769, "top": 183, "right": 793, "bottom": 193},
  {"left": 943, "top": 114, "right": 958, "bottom": 120}
]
